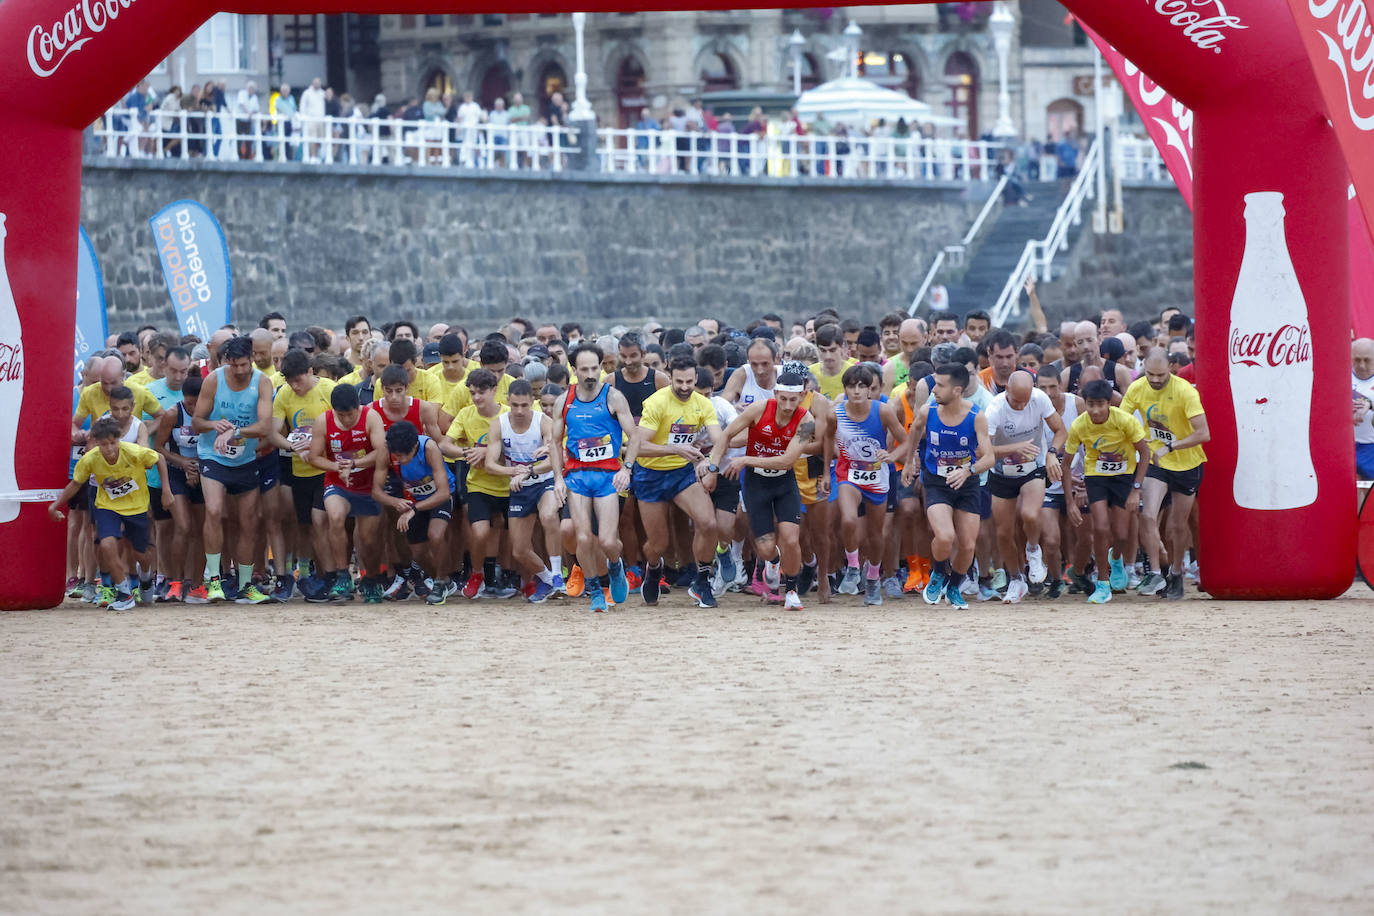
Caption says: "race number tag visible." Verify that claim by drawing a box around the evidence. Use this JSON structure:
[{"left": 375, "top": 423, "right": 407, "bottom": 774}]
[
  {"left": 754, "top": 466, "right": 787, "bottom": 478},
  {"left": 410, "top": 478, "right": 437, "bottom": 498},
  {"left": 667, "top": 422, "right": 697, "bottom": 446},
  {"left": 847, "top": 462, "right": 881, "bottom": 486},
  {"left": 577, "top": 436, "right": 613, "bottom": 462},
  {"left": 936, "top": 460, "right": 969, "bottom": 479},
  {"left": 103, "top": 478, "right": 138, "bottom": 500},
  {"left": 1149, "top": 426, "right": 1174, "bottom": 445},
  {"left": 220, "top": 437, "right": 246, "bottom": 459},
  {"left": 1002, "top": 459, "right": 1034, "bottom": 477},
  {"left": 1096, "top": 459, "right": 1126, "bottom": 474}
]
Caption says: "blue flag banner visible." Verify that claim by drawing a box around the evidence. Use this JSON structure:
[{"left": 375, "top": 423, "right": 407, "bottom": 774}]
[
  {"left": 73, "top": 225, "right": 107, "bottom": 410},
  {"left": 148, "top": 199, "right": 231, "bottom": 342}
]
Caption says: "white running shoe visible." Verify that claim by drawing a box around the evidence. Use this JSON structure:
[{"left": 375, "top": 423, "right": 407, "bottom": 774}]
[
  {"left": 1002, "top": 578, "right": 1028, "bottom": 604},
  {"left": 783, "top": 589, "right": 804, "bottom": 611},
  {"left": 764, "top": 560, "right": 781, "bottom": 590},
  {"left": 1025, "top": 545, "right": 1047, "bottom": 584},
  {"left": 1126, "top": 567, "right": 1143, "bottom": 589},
  {"left": 959, "top": 577, "right": 979, "bottom": 597},
  {"left": 383, "top": 574, "right": 408, "bottom": 599}
]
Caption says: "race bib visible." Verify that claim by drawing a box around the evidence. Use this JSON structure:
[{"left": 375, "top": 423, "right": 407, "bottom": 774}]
[
  {"left": 847, "top": 462, "right": 881, "bottom": 486},
  {"left": 410, "top": 477, "right": 437, "bottom": 498},
  {"left": 103, "top": 478, "right": 138, "bottom": 500},
  {"left": 1149, "top": 427, "right": 1174, "bottom": 445},
  {"left": 576, "top": 436, "right": 613, "bottom": 462},
  {"left": 754, "top": 466, "right": 787, "bottom": 478},
  {"left": 1096, "top": 459, "right": 1127, "bottom": 474},
  {"left": 220, "top": 436, "right": 246, "bottom": 459},
  {"left": 936, "top": 460, "right": 969, "bottom": 479},
  {"left": 513, "top": 458, "right": 552, "bottom": 484},
  {"left": 667, "top": 422, "right": 697, "bottom": 446},
  {"left": 1001, "top": 459, "right": 1035, "bottom": 477},
  {"left": 175, "top": 425, "right": 197, "bottom": 451}
]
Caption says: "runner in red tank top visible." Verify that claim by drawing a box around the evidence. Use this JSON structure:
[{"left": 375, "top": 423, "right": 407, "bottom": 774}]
[
  {"left": 376, "top": 364, "right": 444, "bottom": 440},
  {"left": 706, "top": 370, "right": 816, "bottom": 610}
]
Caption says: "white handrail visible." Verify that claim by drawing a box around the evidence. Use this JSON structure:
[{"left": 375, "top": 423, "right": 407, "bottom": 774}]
[
  {"left": 989, "top": 140, "right": 1100, "bottom": 327},
  {"left": 908, "top": 173, "right": 1009, "bottom": 315}
]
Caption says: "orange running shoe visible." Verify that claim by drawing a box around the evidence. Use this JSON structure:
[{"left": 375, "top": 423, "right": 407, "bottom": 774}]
[
  {"left": 625, "top": 567, "right": 643, "bottom": 590},
  {"left": 565, "top": 564, "right": 585, "bottom": 597},
  {"left": 165, "top": 580, "right": 185, "bottom": 602},
  {"left": 184, "top": 583, "right": 210, "bottom": 604}
]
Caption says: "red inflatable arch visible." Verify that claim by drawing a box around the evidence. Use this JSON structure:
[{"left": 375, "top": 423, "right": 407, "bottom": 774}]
[{"left": 0, "top": 0, "right": 1363, "bottom": 608}]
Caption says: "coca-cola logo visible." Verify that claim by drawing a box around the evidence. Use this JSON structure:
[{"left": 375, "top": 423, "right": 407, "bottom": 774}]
[
  {"left": 0, "top": 342, "right": 22, "bottom": 383},
  {"left": 27, "top": 0, "right": 138, "bottom": 79},
  {"left": 1229, "top": 324, "right": 1312, "bottom": 368},
  {"left": 1308, "top": 0, "right": 1374, "bottom": 130},
  {"left": 1148, "top": 0, "right": 1248, "bottom": 53}
]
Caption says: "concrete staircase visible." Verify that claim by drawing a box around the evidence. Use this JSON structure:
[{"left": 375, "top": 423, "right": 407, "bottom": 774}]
[{"left": 944, "top": 180, "right": 1084, "bottom": 316}]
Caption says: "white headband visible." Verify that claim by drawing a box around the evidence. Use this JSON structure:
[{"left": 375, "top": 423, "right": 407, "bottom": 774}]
[{"left": 774, "top": 383, "right": 804, "bottom": 393}]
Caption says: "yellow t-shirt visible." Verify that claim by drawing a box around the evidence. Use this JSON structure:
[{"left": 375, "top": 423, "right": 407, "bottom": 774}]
[
  {"left": 1066, "top": 407, "right": 1147, "bottom": 477},
  {"left": 442, "top": 372, "right": 512, "bottom": 418},
  {"left": 337, "top": 368, "right": 363, "bottom": 387},
  {"left": 430, "top": 362, "right": 472, "bottom": 402},
  {"left": 636, "top": 387, "right": 717, "bottom": 472},
  {"left": 72, "top": 442, "right": 160, "bottom": 515},
  {"left": 264, "top": 366, "right": 285, "bottom": 390},
  {"left": 272, "top": 378, "right": 336, "bottom": 477},
  {"left": 126, "top": 368, "right": 153, "bottom": 389},
  {"left": 77, "top": 381, "right": 162, "bottom": 423},
  {"left": 808, "top": 358, "right": 858, "bottom": 400},
  {"left": 1120, "top": 375, "right": 1206, "bottom": 472},
  {"left": 373, "top": 369, "right": 443, "bottom": 404},
  {"left": 446, "top": 405, "right": 509, "bottom": 497}
]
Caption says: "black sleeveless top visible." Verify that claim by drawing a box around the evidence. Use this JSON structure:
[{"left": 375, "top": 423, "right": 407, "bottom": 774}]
[
  {"left": 1067, "top": 360, "right": 1119, "bottom": 395},
  {"left": 614, "top": 369, "right": 658, "bottom": 420}
]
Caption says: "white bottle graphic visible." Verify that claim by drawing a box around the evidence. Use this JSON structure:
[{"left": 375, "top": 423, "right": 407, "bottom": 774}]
[
  {"left": 0, "top": 213, "right": 22, "bottom": 522},
  {"left": 1228, "top": 191, "right": 1317, "bottom": 511}
]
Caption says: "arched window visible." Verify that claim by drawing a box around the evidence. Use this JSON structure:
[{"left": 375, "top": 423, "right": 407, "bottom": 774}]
[
  {"left": 699, "top": 53, "right": 738, "bottom": 93},
  {"left": 943, "top": 51, "right": 979, "bottom": 138},
  {"left": 616, "top": 56, "right": 647, "bottom": 128},
  {"left": 479, "top": 62, "right": 512, "bottom": 110},
  {"left": 422, "top": 67, "right": 452, "bottom": 99},
  {"left": 1046, "top": 97, "right": 1084, "bottom": 141},
  {"left": 859, "top": 50, "right": 920, "bottom": 98},
  {"left": 800, "top": 53, "right": 821, "bottom": 92},
  {"left": 536, "top": 62, "right": 568, "bottom": 118}
]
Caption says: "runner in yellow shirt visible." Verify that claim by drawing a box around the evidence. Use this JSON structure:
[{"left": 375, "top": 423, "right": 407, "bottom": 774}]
[
  {"left": 49, "top": 418, "right": 170, "bottom": 611},
  {"left": 441, "top": 338, "right": 512, "bottom": 417},
  {"left": 372, "top": 339, "right": 443, "bottom": 404},
  {"left": 809, "top": 324, "right": 857, "bottom": 400},
  {"left": 268, "top": 348, "right": 337, "bottom": 598},
  {"left": 429, "top": 333, "right": 472, "bottom": 402},
  {"left": 1120, "top": 348, "right": 1210, "bottom": 600},
  {"left": 439, "top": 368, "right": 510, "bottom": 599},
  {"left": 1061, "top": 378, "right": 1151, "bottom": 605},
  {"left": 73, "top": 356, "right": 163, "bottom": 445}
]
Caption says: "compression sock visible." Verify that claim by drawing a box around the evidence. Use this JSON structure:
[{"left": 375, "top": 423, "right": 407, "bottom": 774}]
[{"left": 204, "top": 553, "right": 221, "bottom": 581}]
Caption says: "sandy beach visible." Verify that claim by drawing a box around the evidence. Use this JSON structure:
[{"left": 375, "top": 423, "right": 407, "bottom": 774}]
[{"left": 2, "top": 587, "right": 1372, "bottom": 913}]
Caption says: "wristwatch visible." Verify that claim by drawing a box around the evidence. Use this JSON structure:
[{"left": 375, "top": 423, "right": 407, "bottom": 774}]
[
  {"left": 1166, "top": 442, "right": 1175, "bottom": 452},
  {"left": 1132, "top": 481, "right": 1142, "bottom": 489},
  {"left": 706, "top": 463, "right": 720, "bottom": 474}
]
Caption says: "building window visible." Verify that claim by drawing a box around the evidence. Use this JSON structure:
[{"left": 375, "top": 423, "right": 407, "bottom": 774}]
[
  {"left": 196, "top": 13, "right": 254, "bottom": 73},
  {"left": 281, "top": 15, "right": 317, "bottom": 54},
  {"left": 483, "top": 14, "right": 505, "bottom": 26},
  {"left": 699, "top": 53, "right": 738, "bottom": 93},
  {"left": 424, "top": 14, "right": 445, "bottom": 27}
]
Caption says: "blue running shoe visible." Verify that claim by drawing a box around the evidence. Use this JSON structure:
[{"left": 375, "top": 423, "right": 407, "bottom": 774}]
[
  {"left": 688, "top": 579, "right": 718, "bottom": 608},
  {"left": 1088, "top": 580, "right": 1113, "bottom": 604},
  {"left": 589, "top": 588, "right": 608, "bottom": 613},
  {"left": 1108, "top": 550, "right": 1128, "bottom": 592},
  {"left": 945, "top": 579, "right": 969, "bottom": 609},
  {"left": 608, "top": 559, "right": 629, "bottom": 605},
  {"left": 716, "top": 546, "right": 737, "bottom": 588},
  {"left": 923, "top": 570, "right": 948, "bottom": 605},
  {"left": 977, "top": 582, "right": 1000, "bottom": 602},
  {"left": 528, "top": 579, "right": 554, "bottom": 604}
]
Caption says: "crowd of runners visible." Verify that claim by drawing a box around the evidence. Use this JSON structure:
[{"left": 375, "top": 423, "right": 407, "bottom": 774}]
[{"left": 55, "top": 286, "right": 1214, "bottom": 612}]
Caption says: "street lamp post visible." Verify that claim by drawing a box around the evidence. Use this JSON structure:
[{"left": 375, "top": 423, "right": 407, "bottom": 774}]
[
  {"left": 989, "top": 2, "right": 1016, "bottom": 138},
  {"left": 570, "top": 12, "right": 593, "bottom": 122},
  {"left": 789, "top": 29, "right": 805, "bottom": 96},
  {"left": 843, "top": 20, "right": 862, "bottom": 80}
]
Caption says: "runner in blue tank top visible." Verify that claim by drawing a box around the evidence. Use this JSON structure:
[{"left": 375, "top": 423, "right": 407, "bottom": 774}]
[
  {"left": 190, "top": 336, "right": 276, "bottom": 604},
  {"left": 376, "top": 419, "right": 455, "bottom": 605},
  {"left": 896, "top": 361, "right": 994, "bottom": 609}
]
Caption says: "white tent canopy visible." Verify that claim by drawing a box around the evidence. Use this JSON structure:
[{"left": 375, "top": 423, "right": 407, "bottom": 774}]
[{"left": 795, "top": 76, "right": 961, "bottom": 130}]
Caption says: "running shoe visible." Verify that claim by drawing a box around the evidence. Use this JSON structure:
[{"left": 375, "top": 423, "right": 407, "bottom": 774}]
[
  {"left": 641, "top": 567, "right": 661, "bottom": 605},
  {"left": 1126, "top": 567, "right": 1143, "bottom": 590},
  {"left": 902, "top": 566, "right": 927, "bottom": 594},
  {"left": 923, "top": 570, "right": 947, "bottom": 606},
  {"left": 565, "top": 565, "right": 585, "bottom": 598},
  {"left": 763, "top": 560, "right": 780, "bottom": 590},
  {"left": 65, "top": 577, "right": 83, "bottom": 599},
  {"left": 990, "top": 568, "right": 1008, "bottom": 592},
  {"left": 271, "top": 577, "right": 295, "bottom": 603},
  {"left": 658, "top": 574, "right": 673, "bottom": 596},
  {"left": 236, "top": 583, "right": 271, "bottom": 604},
  {"left": 461, "top": 572, "right": 484, "bottom": 600},
  {"left": 625, "top": 566, "right": 643, "bottom": 591},
  {"left": 96, "top": 585, "right": 114, "bottom": 608},
  {"left": 550, "top": 573, "right": 566, "bottom": 596},
  {"left": 205, "top": 578, "right": 226, "bottom": 603},
  {"left": 960, "top": 578, "right": 979, "bottom": 597},
  {"left": 747, "top": 568, "right": 773, "bottom": 600},
  {"left": 863, "top": 577, "right": 883, "bottom": 606},
  {"left": 300, "top": 575, "right": 331, "bottom": 602},
  {"left": 1137, "top": 571, "right": 1167, "bottom": 596},
  {"left": 1045, "top": 579, "right": 1064, "bottom": 600},
  {"left": 494, "top": 579, "right": 519, "bottom": 599},
  {"left": 383, "top": 573, "right": 409, "bottom": 599},
  {"left": 80, "top": 582, "right": 98, "bottom": 604},
  {"left": 408, "top": 567, "right": 431, "bottom": 597},
  {"left": 797, "top": 563, "right": 817, "bottom": 597},
  {"left": 837, "top": 565, "right": 861, "bottom": 595},
  {"left": 1165, "top": 573, "right": 1186, "bottom": 601},
  {"left": 977, "top": 582, "right": 1000, "bottom": 602},
  {"left": 1185, "top": 560, "right": 1200, "bottom": 584},
  {"left": 589, "top": 588, "right": 608, "bottom": 613},
  {"left": 716, "top": 547, "right": 737, "bottom": 587},
  {"left": 426, "top": 581, "right": 448, "bottom": 605},
  {"left": 329, "top": 576, "right": 355, "bottom": 602},
  {"left": 882, "top": 576, "right": 903, "bottom": 599},
  {"left": 362, "top": 579, "right": 385, "bottom": 604},
  {"left": 688, "top": 579, "right": 717, "bottom": 609},
  {"left": 184, "top": 584, "right": 209, "bottom": 604},
  {"left": 1002, "top": 578, "right": 1028, "bottom": 604},
  {"left": 1088, "top": 581, "right": 1113, "bottom": 604},
  {"left": 165, "top": 580, "right": 185, "bottom": 603},
  {"left": 110, "top": 591, "right": 136, "bottom": 612},
  {"left": 1025, "top": 545, "right": 1047, "bottom": 584},
  {"left": 675, "top": 566, "right": 697, "bottom": 589},
  {"left": 132, "top": 585, "right": 146, "bottom": 606},
  {"left": 528, "top": 579, "right": 554, "bottom": 604},
  {"left": 152, "top": 578, "right": 171, "bottom": 603},
  {"left": 221, "top": 578, "right": 239, "bottom": 601},
  {"left": 783, "top": 589, "right": 804, "bottom": 611},
  {"left": 445, "top": 579, "right": 459, "bottom": 599},
  {"left": 608, "top": 560, "right": 629, "bottom": 605},
  {"left": 945, "top": 579, "right": 969, "bottom": 609},
  {"left": 1108, "top": 550, "right": 1127, "bottom": 592}
]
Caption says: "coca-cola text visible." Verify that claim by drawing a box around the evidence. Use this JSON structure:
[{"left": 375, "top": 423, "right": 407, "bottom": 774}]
[
  {"left": 1308, "top": 0, "right": 1374, "bottom": 130},
  {"left": 1148, "top": 0, "right": 1248, "bottom": 54},
  {"left": 27, "top": 0, "right": 137, "bottom": 79},
  {"left": 0, "top": 342, "right": 21, "bottom": 383},
  {"left": 1229, "top": 324, "right": 1312, "bottom": 367}
]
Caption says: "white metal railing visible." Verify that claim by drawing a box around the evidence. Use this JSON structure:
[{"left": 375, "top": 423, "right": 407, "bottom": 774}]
[
  {"left": 94, "top": 108, "right": 580, "bottom": 171},
  {"left": 599, "top": 127, "right": 1003, "bottom": 182},
  {"left": 1115, "top": 135, "right": 1172, "bottom": 184},
  {"left": 990, "top": 140, "right": 1101, "bottom": 328},
  {"left": 908, "top": 174, "right": 1009, "bottom": 315}
]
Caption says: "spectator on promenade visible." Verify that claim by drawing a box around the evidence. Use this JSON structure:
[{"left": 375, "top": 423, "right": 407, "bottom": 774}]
[
  {"left": 159, "top": 86, "right": 183, "bottom": 157},
  {"left": 300, "top": 78, "right": 327, "bottom": 162},
  {"left": 716, "top": 112, "right": 737, "bottom": 174},
  {"left": 489, "top": 97, "right": 511, "bottom": 167},
  {"left": 236, "top": 81, "right": 260, "bottom": 159},
  {"left": 185, "top": 84, "right": 206, "bottom": 158},
  {"left": 634, "top": 107, "right": 660, "bottom": 171},
  {"left": 457, "top": 91, "right": 484, "bottom": 167},
  {"left": 274, "top": 84, "right": 297, "bottom": 162}
]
